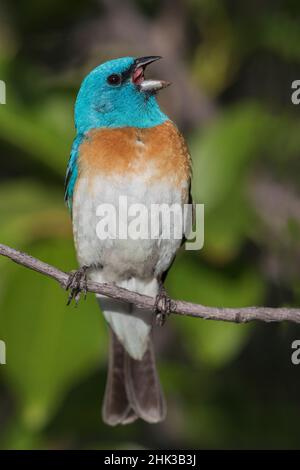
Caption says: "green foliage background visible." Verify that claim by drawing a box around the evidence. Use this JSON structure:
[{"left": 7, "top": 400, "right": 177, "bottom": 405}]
[{"left": 1, "top": 0, "right": 300, "bottom": 449}]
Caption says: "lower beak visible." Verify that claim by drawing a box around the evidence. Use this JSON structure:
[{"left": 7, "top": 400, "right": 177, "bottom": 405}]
[
  {"left": 132, "top": 56, "right": 171, "bottom": 92},
  {"left": 139, "top": 79, "right": 170, "bottom": 92}
]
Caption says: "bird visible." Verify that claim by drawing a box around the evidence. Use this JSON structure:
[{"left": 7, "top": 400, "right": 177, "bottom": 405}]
[{"left": 64, "top": 56, "right": 192, "bottom": 425}]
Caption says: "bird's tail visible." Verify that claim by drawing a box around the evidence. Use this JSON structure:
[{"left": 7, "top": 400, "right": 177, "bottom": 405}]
[{"left": 102, "top": 328, "right": 166, "bottom": 425}]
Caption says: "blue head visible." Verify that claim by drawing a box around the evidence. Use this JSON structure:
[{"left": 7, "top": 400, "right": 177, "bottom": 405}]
[{"left": 75, "top": 56, "right": 170, "bottom": 133}]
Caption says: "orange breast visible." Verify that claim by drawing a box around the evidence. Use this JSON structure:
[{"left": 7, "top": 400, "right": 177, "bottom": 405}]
[{"left": 78, "top": 121, "right": 191, "bottom": 189}]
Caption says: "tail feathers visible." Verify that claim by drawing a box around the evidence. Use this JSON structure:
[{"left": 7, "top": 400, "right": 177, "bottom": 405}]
[
  {"left": 125, "top": 341, "right": 166, "bottom": 423},
  {"left": 102, "top": 329, "right": 166, "bottom": 425},
  {"left": 102, "top": 328, "right": 138, "bottom": 425}
]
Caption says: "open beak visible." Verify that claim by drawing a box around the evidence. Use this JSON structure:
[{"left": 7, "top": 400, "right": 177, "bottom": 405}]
[{"left": 131, "top": 56, "right": 171, "bottom": 92}]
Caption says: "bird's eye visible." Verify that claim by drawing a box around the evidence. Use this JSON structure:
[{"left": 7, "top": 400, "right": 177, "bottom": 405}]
[{"left": 107, "top": 74, "right": 121, "bottom": 86}]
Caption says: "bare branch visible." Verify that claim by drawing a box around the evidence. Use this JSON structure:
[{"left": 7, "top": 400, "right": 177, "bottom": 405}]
[{"left": 0, "top": 242, "right": 300, "bottom": 324}]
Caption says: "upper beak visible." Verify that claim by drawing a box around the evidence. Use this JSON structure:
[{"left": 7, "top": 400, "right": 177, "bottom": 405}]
[
  {"left": 134, "top": 56, "right": 162, "bottom": 69},
  {"left": 131, "top": 56, "right": 171, "bottom": 92}
]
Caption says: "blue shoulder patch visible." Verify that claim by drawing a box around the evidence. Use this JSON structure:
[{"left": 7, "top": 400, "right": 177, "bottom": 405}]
[{"left": 64, "top": 134, "right": 84, "bottom": 211}]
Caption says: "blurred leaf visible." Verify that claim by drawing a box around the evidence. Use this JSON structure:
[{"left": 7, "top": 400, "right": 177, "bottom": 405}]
[
  {"left": 202, "top": 188, "right": 254, "bottom": 263},
  {"left": 0, "top": 239, "right": 107, "bottom": 431},
  {"left": 190, "top": 103, "right": 273, "bottom": 210},
  {"left": 0, "top": 180, "right": 70, "bottom": 248},
  {"left": 261, "top": 14, "right": 300, "bottom": 62},
  {"left": 0, "top": 95, "right": 73, "bottom": 174},
  {"left": 167, "top": 252, "right": 264, "bottom": 367}
]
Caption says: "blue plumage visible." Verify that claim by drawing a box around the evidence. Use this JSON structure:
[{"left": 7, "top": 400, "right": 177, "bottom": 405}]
[
  {"left": 75, "top": 57, "right": 168, "bottom": 132},
  {"left": 64, "top": 134, "right": 83, "bottom": 209},
  {"left": 65, "top": 56, "right": 168, "bottom": 211}
]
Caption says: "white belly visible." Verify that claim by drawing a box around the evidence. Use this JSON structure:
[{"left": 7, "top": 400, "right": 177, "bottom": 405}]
[{"left": 72, "top": 173, "right": 186, "bottom": 283}]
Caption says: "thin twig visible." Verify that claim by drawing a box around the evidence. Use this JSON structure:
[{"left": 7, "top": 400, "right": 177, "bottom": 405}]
[{"left": 0, "top": 242, "right": 300, "bottom": 324}]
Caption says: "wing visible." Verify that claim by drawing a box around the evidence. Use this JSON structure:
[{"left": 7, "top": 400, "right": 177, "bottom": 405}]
[
  {"left": 161, "top": 125, "right": 193, "bottom": 283},
  {"left": 161, "top": 180, "right": 193, "bottom": 284},
  {"left": 64, "top": 134, "right": 83, "bottom": 212}
]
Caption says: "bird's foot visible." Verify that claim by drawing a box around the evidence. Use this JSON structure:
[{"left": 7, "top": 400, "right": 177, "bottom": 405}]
[
  {"left": 155, "top": 285, "right": 172, "bottom": 326},
  {"left": 66, "top": 266, "right": 89, "bottom": 306}
]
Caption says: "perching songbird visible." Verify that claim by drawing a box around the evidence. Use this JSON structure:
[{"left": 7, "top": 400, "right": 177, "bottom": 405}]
[{"left": 65, "top": 56, "right": 192, "bottom": 425}]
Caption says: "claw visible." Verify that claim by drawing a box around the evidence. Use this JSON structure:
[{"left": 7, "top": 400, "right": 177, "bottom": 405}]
[
  {"left": 66, "top": 266, "right": 88, "bottom": 306},
  {"left": 154, "top": 284, "right": 172, "bottom": 326}
]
